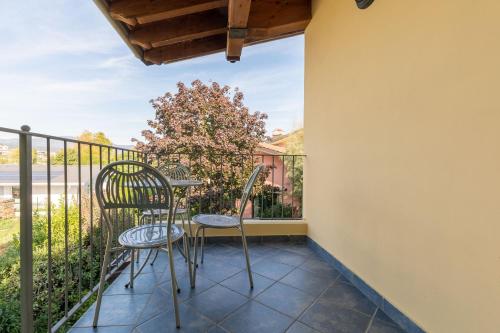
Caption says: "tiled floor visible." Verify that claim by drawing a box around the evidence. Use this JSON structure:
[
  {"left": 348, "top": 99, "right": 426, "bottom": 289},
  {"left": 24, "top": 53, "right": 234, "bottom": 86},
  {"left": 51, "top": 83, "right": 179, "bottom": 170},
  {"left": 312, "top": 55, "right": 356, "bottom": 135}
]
[{"left": 70, "top": 240, "right": 406, "bottom": 333}]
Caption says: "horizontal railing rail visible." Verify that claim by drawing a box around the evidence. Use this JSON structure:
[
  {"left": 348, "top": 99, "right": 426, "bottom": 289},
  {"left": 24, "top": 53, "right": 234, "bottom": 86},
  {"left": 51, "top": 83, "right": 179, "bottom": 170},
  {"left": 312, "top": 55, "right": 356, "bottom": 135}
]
[{"left": 0, "top": 126, "right": 304, "bottom": 333}]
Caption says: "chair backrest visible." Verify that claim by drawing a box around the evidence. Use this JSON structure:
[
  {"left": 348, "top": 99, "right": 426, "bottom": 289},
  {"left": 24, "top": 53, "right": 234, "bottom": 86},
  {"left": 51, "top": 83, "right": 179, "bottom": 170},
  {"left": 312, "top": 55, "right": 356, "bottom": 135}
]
[
  {"left": 95, "top": 160, "right": 174, "bottom": 238},
  {"left": 239, "top": 164, "right": 265, "bottom": 218},
  {"left": 157, "top": 162, "right": 190, "bottom": 180}
]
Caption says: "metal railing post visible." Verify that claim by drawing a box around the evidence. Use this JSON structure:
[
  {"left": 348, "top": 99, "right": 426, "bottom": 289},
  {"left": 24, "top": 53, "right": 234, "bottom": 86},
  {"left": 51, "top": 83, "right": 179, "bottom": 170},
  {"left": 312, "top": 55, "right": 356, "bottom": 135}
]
[{"left": 19, "top": 125, "right": 34, "bottom": 333}]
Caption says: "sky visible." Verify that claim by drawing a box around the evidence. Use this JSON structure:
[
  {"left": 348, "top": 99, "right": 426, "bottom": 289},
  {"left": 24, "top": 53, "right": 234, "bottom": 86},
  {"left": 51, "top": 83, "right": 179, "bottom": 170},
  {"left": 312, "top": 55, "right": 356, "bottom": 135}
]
[{"left": 0, "top": 1, "right": 304, "bottom": 145}]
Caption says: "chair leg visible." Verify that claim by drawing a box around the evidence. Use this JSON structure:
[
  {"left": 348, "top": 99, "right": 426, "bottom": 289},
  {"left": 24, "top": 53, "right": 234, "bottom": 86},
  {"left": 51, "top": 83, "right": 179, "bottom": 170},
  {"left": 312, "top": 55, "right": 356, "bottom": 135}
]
[
  {"left": 93, "top": 233, "right": 112, "bottom": 327},
  {"left": 201, "top": 228, "right": 205, "bottom": 264},
  {"left": 128, "top": 249, "right": 135, "bottom": 289},
  {"left": 184, "top": 233, "right": 194, "bottom": 288},
  {"left": 127, "top": 249, "right": 153, "bottom": 287},
  {"left": 150, "top": 249, "right": 160, "bottom": 265},
  {"left": 192, "top": 226, "right": 203, "bottom": 288},
  {"left": 183, "top": 231, "right": 188, "bottom": 263},
  {"left": 167, "top": 239, "right": 181, "bottom": 328},
  {"left": 240, "top": 227, "right": 254, "bottom": 289}
]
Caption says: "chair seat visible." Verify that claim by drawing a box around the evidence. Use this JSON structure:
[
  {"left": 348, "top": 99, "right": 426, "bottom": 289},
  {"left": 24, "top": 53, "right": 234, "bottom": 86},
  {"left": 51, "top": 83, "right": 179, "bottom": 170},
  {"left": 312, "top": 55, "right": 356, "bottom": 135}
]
[
  {"left": 142, "top": 208, "right": 187, "bottom": 216},
  {"left": 192, "top": 214, "right": 240, "bottom": 228},
  {"left": 118, "top": 224, "right": 184, "bottom": 249}
]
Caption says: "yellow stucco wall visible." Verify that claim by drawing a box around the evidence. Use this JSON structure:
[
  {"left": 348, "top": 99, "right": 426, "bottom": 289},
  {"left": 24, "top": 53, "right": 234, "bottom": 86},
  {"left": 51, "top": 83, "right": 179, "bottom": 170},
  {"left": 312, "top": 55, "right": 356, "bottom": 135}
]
[{"left": 304, "top": 0, "right": 500, "bottom": 332}]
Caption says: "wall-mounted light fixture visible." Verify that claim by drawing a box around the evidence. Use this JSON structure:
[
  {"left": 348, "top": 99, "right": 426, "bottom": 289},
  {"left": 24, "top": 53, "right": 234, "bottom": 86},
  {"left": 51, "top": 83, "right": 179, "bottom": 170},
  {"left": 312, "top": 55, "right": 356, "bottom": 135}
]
[{"left": 355, "top": 0, "right": 375, "bottom": 9}]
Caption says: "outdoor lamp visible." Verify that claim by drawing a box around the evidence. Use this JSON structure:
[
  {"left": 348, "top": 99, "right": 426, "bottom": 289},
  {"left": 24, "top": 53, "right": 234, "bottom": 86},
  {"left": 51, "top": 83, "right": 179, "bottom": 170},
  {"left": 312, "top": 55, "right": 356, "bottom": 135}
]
[{"left": 355, "top": 0, "right": 375, "bottom": 9}]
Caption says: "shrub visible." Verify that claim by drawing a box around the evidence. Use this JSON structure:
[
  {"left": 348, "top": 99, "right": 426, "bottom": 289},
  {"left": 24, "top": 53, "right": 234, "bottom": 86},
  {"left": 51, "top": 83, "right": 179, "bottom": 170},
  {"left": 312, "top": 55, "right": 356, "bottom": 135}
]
[{"left": 0, "top": 199, "right": 102, "bottom": 333}]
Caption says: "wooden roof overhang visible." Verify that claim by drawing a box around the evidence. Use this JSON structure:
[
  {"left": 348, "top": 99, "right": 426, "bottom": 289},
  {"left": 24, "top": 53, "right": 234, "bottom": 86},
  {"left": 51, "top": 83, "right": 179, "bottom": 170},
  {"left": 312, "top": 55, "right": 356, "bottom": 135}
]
[{"left": 93, "top": 0, "right": 311, "bottom": 65}]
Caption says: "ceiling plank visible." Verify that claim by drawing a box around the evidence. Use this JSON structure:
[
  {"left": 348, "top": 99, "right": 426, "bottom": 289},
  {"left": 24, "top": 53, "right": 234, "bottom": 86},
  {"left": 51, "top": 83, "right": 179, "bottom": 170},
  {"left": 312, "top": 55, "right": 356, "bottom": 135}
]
[
  {"left": 226, "top": 0, "right": 252, "bottom": 62},
  {"left": 246, "top": 0, "right": 311, "bottom": 39},
  {"left": 110, "top": 0, "right": 228, "bottom": 26},
  {"left": 247, "top": 19, "right": 310, "bottom": 40},
  {"left": 130, "top": 10, "right": 227, "bottom": 49},
  {"left": 247, "top": 0, "right": 311, "bottom": 28},
  {"left": 144, "top": 34, "right": 227, "bottom": 64}
]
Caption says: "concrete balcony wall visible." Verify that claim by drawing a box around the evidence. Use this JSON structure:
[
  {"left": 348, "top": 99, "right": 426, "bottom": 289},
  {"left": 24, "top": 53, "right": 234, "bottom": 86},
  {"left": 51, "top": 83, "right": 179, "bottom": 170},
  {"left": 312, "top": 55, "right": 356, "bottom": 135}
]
[{"left": 304, "top": 0, "right": 500, "bottom": 332}]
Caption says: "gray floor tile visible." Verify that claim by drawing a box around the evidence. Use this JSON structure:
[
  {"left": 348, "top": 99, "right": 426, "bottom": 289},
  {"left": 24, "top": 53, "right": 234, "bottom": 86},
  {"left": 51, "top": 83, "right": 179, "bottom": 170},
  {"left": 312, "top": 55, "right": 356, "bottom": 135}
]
[
  {"left": 300, "top": 258, "right": 339, "bottom": 277},
  {"left": 280, "top": 267, "right": 338, "bottom": 297},
  {"left": 320, "top": 282, "right": 377, "bottom": 316},
  {"left": 214, "top": 251, "right": 264, "bottom": 269},
  {"left": 134, "top": 303, "right": 214, "bottom": 333},
  {"left": 251, "top": 260, "right": 295, "bottom": 280},
  {"left": 373, "top": 309, "right": 399, "bottom": 327},
  {"left": 368, "top": 320, "right": 406, "bottom": 333},
  {"left": 71, "top": 241, "right": 409, "bottom": 333},
  {"left": 74, "top": 294, "right": 150, "bottom": 327},
  {"left": 207, "top": 325, "right": 231, "bottom": 333},
  {"left": 159, "top": 271, "right": 217, "bottom": 302},
  {"left": 104, "top": 270, "right": 163, "bottom": 296},
  {"left": 336, "top": 274, "right": 352, "bottom": 285},
  {"left": 282, "top": 245, "right": 316, "bottom": 257},
  {"left": 220, "top": 300, "right": 294, "bottom": 333},
  {"left": 186, "top": 285, "right": 248, "bottom": 322},
  {"left": 195, "top": 260, "right": 243, "bottom": 283},
  {"left": 205, "top": 244, "right": 240, "bottom": 257},
  {"left": 269, "top": 250, "right": 309, "bottom": 267},
  {"left": 122, "top": 251, "right": 169, "bottom": 275},
  {"left": 286, "top": 321, "right": 321, "bottom": 333},
  {"left": 220, "top": 270, "right": 275, "bottom": 298},
  {"left": 135, "top": 286, "right": 174, "bottom": 325},
  {"left": 69, "top": 326, "right": 133, "bottom": 333},
  {"left": 255, "top": 282, "right": 315, "bottom": 318},
  {"left": 246, "top": 243, "right": 276, "bottom": 257},
  {"left": 300, "top": 302, "right": 371, "bottom": 333}
]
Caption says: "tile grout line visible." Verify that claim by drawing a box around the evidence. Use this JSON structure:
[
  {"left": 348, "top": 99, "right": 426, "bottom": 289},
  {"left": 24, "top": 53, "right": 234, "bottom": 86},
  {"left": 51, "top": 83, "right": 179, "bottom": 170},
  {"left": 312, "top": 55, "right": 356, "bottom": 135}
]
[
  {"left": 210, "top": 249, "right": 311, "bottom": 331},
  {"left": 282, "top": 274, "right": 341, "bottom": 333},
  {"left": 364, "top": 307, "right": 379, "bottom": 333},
  {"left": 103, "top": 243, "right": 331, "bottom": 333}
]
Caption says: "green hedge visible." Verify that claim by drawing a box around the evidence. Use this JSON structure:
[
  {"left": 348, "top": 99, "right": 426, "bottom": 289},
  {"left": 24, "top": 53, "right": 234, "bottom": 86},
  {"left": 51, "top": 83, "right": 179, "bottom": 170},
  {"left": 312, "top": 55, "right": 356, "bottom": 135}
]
[{"left": 0, "top": 200, "right": 102, "bottom": 333}]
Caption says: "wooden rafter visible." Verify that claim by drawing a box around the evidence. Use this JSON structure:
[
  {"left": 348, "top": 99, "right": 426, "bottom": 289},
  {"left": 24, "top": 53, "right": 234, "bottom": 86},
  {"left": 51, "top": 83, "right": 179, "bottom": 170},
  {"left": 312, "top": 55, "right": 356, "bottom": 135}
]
[
  {"left": 96, "top": 0, "right": 311, "bottom": 65},
  {"left": 246, "top": 0, "right": 311, "bottom": 40},
  {"left": 226, "top": 0, "right": 251, "bottom": 62},
  {"left": 129, "top": 10, "right": 227, "bottom": 49},
  {"left": 144, "top": 34, "right": 227, "bottom": 64},
  {"left": 110, "top": 0, "right": 228, "bottom": 26}
]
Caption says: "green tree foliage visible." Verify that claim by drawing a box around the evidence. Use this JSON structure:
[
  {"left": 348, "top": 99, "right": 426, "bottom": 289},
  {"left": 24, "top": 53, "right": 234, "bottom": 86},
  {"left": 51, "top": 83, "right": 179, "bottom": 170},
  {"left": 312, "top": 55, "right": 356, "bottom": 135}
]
[
  {"left": 284, "top": 129, "right": 304, "bottom": 200},
  {"left": 0, "top": 198, "right": 102, "bottom": 332},
  {"left": 0, "top": 148, "right": 38, "bottom": 164},
  {"left": 53, "top": 131, "right": 114, "bottom": 165}
]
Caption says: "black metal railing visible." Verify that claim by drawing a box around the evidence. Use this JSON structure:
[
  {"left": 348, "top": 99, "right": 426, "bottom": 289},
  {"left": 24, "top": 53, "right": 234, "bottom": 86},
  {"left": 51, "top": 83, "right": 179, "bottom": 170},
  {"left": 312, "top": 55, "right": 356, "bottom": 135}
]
[
  {"left": 147, "top": 152, "right": 304, "bottom": 220},
  {"left": 0, "top": 126, "right": 304, "bottom": 333}
]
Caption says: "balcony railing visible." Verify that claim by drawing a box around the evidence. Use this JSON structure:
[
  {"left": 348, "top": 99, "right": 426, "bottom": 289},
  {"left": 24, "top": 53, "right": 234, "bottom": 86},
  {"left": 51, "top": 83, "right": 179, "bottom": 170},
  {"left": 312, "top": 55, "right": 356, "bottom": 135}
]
[{"left": 0, "top": 126, "right": 304, "bottom": 333}]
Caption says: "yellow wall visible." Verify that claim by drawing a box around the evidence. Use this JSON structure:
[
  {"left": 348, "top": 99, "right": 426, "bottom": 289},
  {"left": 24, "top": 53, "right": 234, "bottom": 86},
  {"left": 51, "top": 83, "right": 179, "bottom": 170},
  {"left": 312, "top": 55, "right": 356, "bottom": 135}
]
[{"left": 304, "top": 0, "right": 500, "bottom": 332}]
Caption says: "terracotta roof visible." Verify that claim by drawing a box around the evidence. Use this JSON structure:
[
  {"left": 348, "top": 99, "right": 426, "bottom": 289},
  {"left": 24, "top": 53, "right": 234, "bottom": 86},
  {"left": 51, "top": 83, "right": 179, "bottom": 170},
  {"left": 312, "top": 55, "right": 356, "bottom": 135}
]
[{"left": 256, "top": 142, "right": 286, "bottom": 155}]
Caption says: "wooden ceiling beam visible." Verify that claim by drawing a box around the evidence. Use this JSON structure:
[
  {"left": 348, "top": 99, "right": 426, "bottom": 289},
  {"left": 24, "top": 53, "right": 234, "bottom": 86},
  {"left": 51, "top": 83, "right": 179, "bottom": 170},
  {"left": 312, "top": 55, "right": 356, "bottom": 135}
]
[
  {"left": 247, "top": 19, "right": 310, "bottom": 40},
  {"left": 247, "top": 0, "right": 311, "bottom": 29},
  {"left": 110, "top": 0, "right": 228, "bottom": 26},
  {"left": 144, "top": 34, "right": 227, "bottom": 64},
  {"left": 246, "top": 0, "right": 311, "bottom": 40},
  {"left": 130, "top": 10, "right": 227, "bottom": 49},
  {"left": 226, "top": 0, "right": 252, "bottom": 62}
]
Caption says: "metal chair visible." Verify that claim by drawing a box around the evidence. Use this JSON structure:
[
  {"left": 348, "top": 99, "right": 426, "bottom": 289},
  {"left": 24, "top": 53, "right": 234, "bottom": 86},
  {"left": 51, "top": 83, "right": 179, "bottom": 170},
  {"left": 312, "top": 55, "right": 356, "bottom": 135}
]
[
  {"left": 93, "top": 160, "right": 191, "bottom": 328},
  {"left": 191, "top": 164, "right": 264, "bottom": 289},
  {"left": 142, "top": 163, "right": 192, "bottom": 234},
  {"left": 141, "top": 163, "right": 192, "bottom": 265}
]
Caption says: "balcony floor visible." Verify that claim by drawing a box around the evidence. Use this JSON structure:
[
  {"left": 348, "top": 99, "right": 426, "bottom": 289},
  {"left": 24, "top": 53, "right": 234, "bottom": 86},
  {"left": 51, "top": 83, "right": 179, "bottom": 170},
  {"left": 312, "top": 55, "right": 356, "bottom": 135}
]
[{"left": 70, "top": 240, "right": 406, "bottom": 333}]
